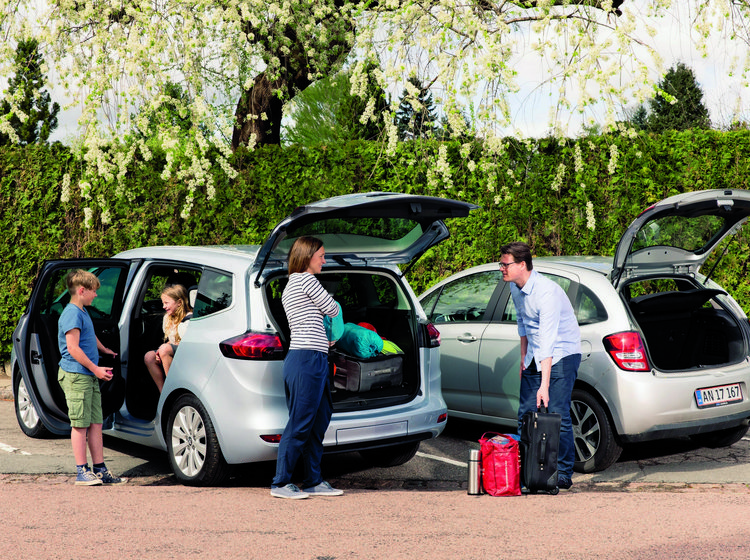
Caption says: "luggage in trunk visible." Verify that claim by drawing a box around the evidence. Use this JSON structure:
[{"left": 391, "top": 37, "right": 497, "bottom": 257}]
[
  {"left": 330, "top": 348, "right": 403, "bottom": 392},
  {"left": 519, "top": 406, "right": 561, "bottom": 495}
]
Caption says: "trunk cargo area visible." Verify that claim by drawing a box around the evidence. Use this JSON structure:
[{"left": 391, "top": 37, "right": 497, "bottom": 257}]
[
  {"left": 628, "top": 288, "right": 747, "bottom": 371},
  {"left": 266, "top": 270, "right": 420, "bottom": 410}
]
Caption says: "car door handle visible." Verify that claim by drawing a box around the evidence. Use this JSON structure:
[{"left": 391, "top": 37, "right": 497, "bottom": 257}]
[{"left": 456, "top": 334, "right": 478, "bottom": 343}]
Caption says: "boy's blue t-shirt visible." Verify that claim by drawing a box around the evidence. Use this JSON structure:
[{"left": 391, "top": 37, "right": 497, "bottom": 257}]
[{"left": 58, "top": 304, "right": 98, "bottom": 376}]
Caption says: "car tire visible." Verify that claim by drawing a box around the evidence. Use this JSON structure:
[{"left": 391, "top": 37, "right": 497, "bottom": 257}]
[
  {"left": 359, "top": 441, "right": 420, "bottom": 467},
  {"left": 689, "top": 424, "right": 749, "bottom": 448},
  {"left": 571, "top": 389, "right": 622, "bottom": 473},
  {"left": 14, "top": 373, "right": 49, "bottom": 438},
  {"left": 166, "top": 394, "right": 228, "bottom": 486}
]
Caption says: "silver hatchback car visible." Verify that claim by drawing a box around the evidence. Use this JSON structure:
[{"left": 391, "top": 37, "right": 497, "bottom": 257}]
[
  {"left": 11, "top": 192, "right": 476, "bottom": 485},
  {"left": 420, "top": 189, "right": 750, "bottom": 473}
]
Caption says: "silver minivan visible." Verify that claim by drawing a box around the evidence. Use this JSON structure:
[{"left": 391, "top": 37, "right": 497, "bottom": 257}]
[
  {"left": 11, "top": 192, "right": 476, "bottom": 485},
  {"left": 420, "top": 189, "right": 750, "bottom": 473}
]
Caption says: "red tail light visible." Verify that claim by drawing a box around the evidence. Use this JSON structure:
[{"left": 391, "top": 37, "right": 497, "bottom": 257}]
[
  {"left": 603, "top": 331, "right": 650, "bottom": 371},
  {"left": 422, "top": 322, "right": 441, "bottom": 348},
  {"left": 220, "top": 332, "right": 285, "bottom": 360}
]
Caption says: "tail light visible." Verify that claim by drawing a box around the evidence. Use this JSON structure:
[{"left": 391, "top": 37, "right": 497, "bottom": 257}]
[
  {"left": 220, "top": 332, "right": 285, "bottom": 360},
  {"left": 420, "top": 322, "right": 441, "bottom": 348},
  {"left": 603, "top": 331, "right": 650, "bottom": 371}
]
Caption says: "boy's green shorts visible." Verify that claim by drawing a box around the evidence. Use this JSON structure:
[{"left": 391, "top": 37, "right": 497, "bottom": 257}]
[{"left": 57, "top": 368, "right": 103, "bottom": 428}]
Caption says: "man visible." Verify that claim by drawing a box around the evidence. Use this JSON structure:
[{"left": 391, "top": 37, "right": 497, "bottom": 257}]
[{"left": 500, "top": 242, "right": 581, "bottom": 490}]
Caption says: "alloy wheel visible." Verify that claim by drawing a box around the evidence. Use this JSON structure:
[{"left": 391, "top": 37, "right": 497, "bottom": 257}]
[{"left": 170, "top": 405, "right": 207, "bottom": 477}]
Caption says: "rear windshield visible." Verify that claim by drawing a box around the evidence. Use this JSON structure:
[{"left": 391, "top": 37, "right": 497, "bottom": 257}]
[
  {"left": 632, "top": 214, "right": 724, "bottom": 254},
  {"left": 276, "top": 218, "right": 425, "bottom": 255}
]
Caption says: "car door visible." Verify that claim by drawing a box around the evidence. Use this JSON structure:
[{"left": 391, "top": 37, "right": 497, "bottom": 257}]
[
  {"left": 426, "top": 269, "right": 505, "bottom": 415},
  {"left": 13, "top": 259, "right": 132, "bottom": 434},
  {"left": 479, "top": 270, "right": 580, "bottom": 423}
]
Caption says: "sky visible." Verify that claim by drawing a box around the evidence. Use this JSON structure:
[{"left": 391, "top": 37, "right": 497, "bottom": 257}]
[{"left": 42, "top": 1, "right": 750, "bottom": 144}]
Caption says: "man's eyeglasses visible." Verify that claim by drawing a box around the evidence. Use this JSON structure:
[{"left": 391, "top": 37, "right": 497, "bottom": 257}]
[{"left": 499, "top": 261, "right": 520, "bottom": 270}]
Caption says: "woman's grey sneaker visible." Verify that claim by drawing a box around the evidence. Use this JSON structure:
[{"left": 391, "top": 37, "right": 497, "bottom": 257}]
[
  {"left": 270, "top": 484, "right": 309, "bottom": 499},
  {"left": 304, "top": 481, "right": 343, "bottom": 496},
  {"left": 75, "top": 466, "right": 103, "bottom": 486},
  {"left": 95, "top": 468, "right": 127, "bottom": 485}
]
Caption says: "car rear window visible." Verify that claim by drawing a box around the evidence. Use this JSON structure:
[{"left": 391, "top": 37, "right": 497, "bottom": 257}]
[{"left": 193, "top": 270, "right": 233, "bottom": 318}]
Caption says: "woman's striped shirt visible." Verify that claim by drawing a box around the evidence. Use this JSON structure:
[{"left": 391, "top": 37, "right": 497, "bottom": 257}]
[{"left": 282, "top": 272, "right": 339, "bottom": 353}]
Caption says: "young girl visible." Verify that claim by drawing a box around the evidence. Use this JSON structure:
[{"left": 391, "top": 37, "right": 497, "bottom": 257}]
[
  {"left": 145, "top": 284, "right": 193, "bottom": 392},
  {"left": 270, "top": 236, "right": 343, "bottom": 499}
]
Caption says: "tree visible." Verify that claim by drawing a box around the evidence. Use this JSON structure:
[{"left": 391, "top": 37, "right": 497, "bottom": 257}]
[
  {"left": 394, "top": 76, "right": 439, "bottom": 141},
  {"left": 0, "top": 38, "right": 59, "bottom": 145},
  {"left": 282, "top": 60, "right": 388, "bottom": 146},
  {"left": 646, "top": 62, "right": 711, "bottom": 132},
  {"left": 131, "top": 81, "right": 194, "bottom": 140},
  {"left": 4, "top": 0, "right": 750, "bottom": 221}
]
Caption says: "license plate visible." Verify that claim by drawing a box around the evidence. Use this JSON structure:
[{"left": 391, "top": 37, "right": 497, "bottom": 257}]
[{"left": 694, "top": 383, "right": 743, "bottom": 408}]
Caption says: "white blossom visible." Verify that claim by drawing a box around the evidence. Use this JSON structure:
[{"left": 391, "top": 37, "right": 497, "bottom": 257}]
[{"left": 586, "top": 200, "right": 596, "bottom": 231}]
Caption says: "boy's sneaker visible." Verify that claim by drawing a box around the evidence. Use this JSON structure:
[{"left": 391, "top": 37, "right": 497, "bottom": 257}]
[
  {"left": 94, "top": 468, "right": 128, "bottom": 485},
  {"left": 303, "top": 481, "right": 344, "bottom": 497},
  {"left": 270, "top": 483, "right": 309, "bottom": 500},
  {"left": 75, "top": 466, "right": 103, "bottom": 486}
]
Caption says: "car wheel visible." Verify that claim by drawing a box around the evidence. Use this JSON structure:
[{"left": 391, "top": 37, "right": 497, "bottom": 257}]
[
  {"left": 14, "top": 374, "right": 49, "bottom": 438},
  {"left": 571, "top": 389, "right": 622, "bottom": 473},
  {"left": 360, "top": 441, "right": 420, "bottom": 467},
  {"left": 166, "top": 394, "right": 228, "bottom": 486},
  {"left": 689, "top": 424, "right": 749, "bottom": 448}
]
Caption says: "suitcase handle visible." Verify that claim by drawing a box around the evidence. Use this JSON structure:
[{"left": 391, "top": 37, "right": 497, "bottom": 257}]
[{"left": 537, "top": 405, "right": 549, "bottom": 414}]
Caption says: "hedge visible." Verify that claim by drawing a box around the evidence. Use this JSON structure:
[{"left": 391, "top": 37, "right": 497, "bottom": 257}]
[{"left": 2, "top": 129, "right": 750, "bottom": 359}]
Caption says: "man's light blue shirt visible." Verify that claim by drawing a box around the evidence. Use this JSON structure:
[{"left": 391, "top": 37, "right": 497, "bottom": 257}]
[{"left": 510, "top": 269, "right": 581, "bottom": 369}]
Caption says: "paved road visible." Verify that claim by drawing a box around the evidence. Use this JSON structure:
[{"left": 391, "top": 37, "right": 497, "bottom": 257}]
[
  {"left": 2, "top": 397, "right": 750, "bottom": 488},
  {"left": 2, "top": 397, "right": 750, "bottom": 559}
]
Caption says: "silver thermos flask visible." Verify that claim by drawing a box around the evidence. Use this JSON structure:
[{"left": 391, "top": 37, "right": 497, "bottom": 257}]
[{"left": 468, "top": 449, "right": 482, "bottom": 495}]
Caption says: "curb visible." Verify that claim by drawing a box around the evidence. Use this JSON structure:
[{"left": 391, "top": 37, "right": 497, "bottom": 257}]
[{"left": 1, "top": 386, "right": 13, "bottom": 401}]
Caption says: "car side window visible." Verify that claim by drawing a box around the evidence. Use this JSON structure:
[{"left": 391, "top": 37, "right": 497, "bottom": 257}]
[
  {"left": 193, "top": 269, "right": 233, "bottom": 318},
  {"left": 40, "top": 266, "right": 125, "bottom": 320},
  {"left": 501, "top": 273, "right": 569, "bottom": 323},
  {"left": 576, "top": 285, "right": 608, "bottom": 324},
  {"left": 420, "top": 289, "right": 440, "bottom": 317},
  {"left": 429, "top": 271, "right": 503, "bottom": 323},
  {"left": 500, "top": 273, "right": 607, "bottom": 325}
]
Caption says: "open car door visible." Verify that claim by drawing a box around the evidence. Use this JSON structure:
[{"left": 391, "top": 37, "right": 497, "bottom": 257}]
[{"left": 13, "top": 259, "right": 132, "bottom": 435}]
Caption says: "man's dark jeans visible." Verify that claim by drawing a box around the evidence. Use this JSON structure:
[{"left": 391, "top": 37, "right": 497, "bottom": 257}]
[{"left": 517, "top": 353, "right": 581, "bottom": 479}]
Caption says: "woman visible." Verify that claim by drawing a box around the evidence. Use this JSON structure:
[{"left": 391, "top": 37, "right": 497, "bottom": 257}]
[
  {"left": 144, "top": 284, "right": 193, "bottom": 392},
  {"left": 270, "top": 236, "right": 343, "bottom": 499}
]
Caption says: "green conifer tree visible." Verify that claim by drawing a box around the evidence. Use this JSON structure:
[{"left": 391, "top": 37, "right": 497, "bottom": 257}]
[
  {"left": 0, "top": 39, "right": 60, "bottom": 145},
  {"left": 647, "top": 62, "right": 711, "bottom": 132},
  {"left": 394, "top": 76, "right": 439, "bottom": 141}
]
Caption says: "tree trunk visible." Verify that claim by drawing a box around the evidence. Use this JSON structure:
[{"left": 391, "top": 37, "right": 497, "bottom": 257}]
[{"left": 232, "top": 73, "right": 286, "bottom": 149}]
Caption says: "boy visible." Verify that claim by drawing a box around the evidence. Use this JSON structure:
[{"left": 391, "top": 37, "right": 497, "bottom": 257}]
[{"left": 58, "top": 269, "right": 127, "bottom": 486}]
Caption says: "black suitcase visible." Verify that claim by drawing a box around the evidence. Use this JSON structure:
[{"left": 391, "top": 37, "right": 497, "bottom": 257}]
[
  {"left": 329, "top": 348, "right": 403, "bottom": 392},
  {"left": 519, "top": 406, "right": 561, "bottom": 495}
]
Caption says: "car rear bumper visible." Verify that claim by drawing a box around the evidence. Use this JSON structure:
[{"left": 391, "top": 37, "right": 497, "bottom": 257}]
[
  {"left": 619, "top": 411, "right": 750, "bottom": 443},
  {"left": 603, "top": 361, "right": 750, "bottom": 440}
]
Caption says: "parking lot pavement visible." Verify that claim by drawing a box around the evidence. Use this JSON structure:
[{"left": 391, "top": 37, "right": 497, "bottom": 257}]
[{"left": 2, "top": 365, "right": 750, "bottom": 490}]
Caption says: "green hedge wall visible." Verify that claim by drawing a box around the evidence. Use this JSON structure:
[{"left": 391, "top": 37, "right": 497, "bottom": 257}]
[{"left": 3, "top": 129, "right": 750, "bottom": 360}]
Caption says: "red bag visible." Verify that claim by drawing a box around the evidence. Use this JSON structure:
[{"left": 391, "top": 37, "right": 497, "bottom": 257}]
[{"left": 479, "top": 432, "right": 521, "bottom": 496}]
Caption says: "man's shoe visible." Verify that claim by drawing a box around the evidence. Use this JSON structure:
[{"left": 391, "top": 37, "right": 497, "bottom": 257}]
[
  {"left": 558, "top": 476, "right": 573, "bottom": 490},
  {"left": 303, "top": 481, "right": 344, "bottom": 497},
  {"left": 75, "top": 467, "right": 103, "bottom": 486},
  {"left": 270, "top": 484, "right": 309, "bottom": 499},
  {"left": 95, "top": 468, "right": 127, "bottom": 485}
]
